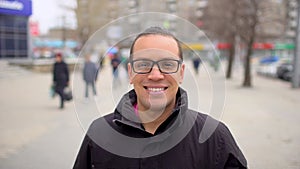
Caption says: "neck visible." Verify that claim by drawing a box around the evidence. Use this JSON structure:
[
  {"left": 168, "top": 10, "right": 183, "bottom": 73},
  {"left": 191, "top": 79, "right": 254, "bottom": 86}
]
[{"left": 138, "top": 102, "right": 175, "bottom": 134}]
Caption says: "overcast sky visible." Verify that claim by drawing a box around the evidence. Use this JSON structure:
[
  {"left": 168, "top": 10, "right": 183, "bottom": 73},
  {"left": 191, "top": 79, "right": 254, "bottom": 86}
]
[{"left": 30, "top": 0, "right": 76, "bottom": 34}]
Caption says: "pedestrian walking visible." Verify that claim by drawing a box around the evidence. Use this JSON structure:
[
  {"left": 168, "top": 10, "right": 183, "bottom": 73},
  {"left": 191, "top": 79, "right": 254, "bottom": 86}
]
[
  {"left": 53, "top": 53, "right": 69, "bottom": 109},
  {"left": 110, "top": 52, "right": 121, "bottom": 87},
  {"left": 73, "top": 27, "right": 247, "bottom": 169},
  {"left": 191, "top": 52, "right": 202, "bottom": 74},
  {"left": 83, "top": 54, "right": 98, "bottom": 98}
]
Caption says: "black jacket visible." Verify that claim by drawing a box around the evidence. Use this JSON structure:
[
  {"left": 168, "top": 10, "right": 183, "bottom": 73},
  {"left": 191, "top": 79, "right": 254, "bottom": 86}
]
[
  {"left": 53, "top": 61, "right": 69, "bottom": 89},
  {"left": 73, "top": 88, "right": 247, "bottom": 169}
]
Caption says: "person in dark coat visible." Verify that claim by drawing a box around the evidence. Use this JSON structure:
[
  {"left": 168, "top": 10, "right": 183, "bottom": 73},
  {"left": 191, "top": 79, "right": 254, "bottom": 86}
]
[
  {"left": 110, "top": 53, "right": 121, "bottom": 78},
  {"left": 53, "top": 53, "right": 69, "bottom": 109},
  {"left": 191, "top": 52, "right": 202, "bottom": 74},
  {"left": 110, "top": 52, "right": 121, "bottom": 88},
  {"left": 73, "top": 27, "right": 247, "bottom": 169},
  {"left": 83, "top": 54, "right": 98, "bottom": 98}
]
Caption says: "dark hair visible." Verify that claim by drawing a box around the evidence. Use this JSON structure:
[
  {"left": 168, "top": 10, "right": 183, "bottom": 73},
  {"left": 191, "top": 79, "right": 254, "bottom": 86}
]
[
  {"left": 129, "top": 27, "right": 183, "bottom": 60},
  {"left": 55, "top": 53, "right": 62, "bottom": 58}
]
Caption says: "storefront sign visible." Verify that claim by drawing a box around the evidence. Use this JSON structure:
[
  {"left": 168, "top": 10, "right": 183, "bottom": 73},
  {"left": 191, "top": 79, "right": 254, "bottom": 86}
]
[
  {"left": 217, "top": 43, "right": 231, "bottom": 50},
  {"left": 30, "top": 21, "right": 39, "bottom": 36},
  {"left": 0, "top": 0, "right": 32, "bottom": 16},
  {"left": 253, "top": 43, "right": 274, "bottom": 50},
  {"left": 275, "top": 43, "right": 295, "bottom": 50}
]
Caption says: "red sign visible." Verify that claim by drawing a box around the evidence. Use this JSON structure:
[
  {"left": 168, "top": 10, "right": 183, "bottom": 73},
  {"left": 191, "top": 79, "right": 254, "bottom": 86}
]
[
  {"left": 217, "top": 43, "right": 231, "bottom": 49},
  {"left": 30, "top": 21, "right": 40, "bottom": 36},
  {"left": 253, "top": 43, "right": 274, "bottom": 49}
]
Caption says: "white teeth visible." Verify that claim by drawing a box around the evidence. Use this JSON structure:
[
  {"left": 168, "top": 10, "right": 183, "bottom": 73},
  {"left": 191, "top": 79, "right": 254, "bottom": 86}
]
[{"left": 147, "top": 88, "right": 164, "bottom": 92}]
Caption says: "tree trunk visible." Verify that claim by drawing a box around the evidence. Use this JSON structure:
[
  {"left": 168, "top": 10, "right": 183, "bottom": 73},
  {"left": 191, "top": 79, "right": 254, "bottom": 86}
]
[
  {"left": 243, "top": 40, "right": 254, "bottom": 87},
  {"left": 226, "top": 0, "right": 238, "bottom": 79},
  {"left": 242, "top": 0, "right": 258, "bottom": 87},
  {"left": 226, "top": 36, "right": 235, "bottom": 79}
]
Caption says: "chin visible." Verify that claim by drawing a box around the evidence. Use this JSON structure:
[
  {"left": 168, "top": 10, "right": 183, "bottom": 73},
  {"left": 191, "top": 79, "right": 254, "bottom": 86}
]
[
  {"left": 139, "top": 98, "right": 167, "bottom": 111},
  {"left": 149, "top": 104, "right": 167, "bottom": 111},
  {"left": 149, "top": 99, "right": 169, "bottom": 110}
]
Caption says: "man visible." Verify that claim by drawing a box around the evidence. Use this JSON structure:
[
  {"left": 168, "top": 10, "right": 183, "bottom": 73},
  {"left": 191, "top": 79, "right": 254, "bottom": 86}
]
[
  {"left": 83, "top": 53, "right": 98, "bottom": 98},
  {"left": 73, "top": 27, "right": 247, "bottom": 169},
  {"left": 53, "top": 53, "right": 69, "bottom": 109}
]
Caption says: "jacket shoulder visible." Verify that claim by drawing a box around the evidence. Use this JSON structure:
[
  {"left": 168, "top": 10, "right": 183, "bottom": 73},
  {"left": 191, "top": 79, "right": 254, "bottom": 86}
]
[{"left": 188, "top": 110, "right": 247, "bottom": 168}]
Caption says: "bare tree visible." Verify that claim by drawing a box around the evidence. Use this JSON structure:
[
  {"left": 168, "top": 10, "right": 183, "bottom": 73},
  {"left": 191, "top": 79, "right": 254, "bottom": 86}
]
[
  {"left": 236, "top": 0, "right": 258, "bottom": 87},
  {"left": 236, "top": 0, "right": 285, "bottom": 87},
  {"left": 202, "top": 0, "right": 238, "bottom": 79},
  {"left": 203, "top": 0, "right": 285, "bottom": 87}
]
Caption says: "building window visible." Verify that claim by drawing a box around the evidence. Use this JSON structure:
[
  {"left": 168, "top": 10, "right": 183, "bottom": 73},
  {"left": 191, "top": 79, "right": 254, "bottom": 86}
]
[{"left": 0, "top": 14, "right": 28, "bottom": 58}]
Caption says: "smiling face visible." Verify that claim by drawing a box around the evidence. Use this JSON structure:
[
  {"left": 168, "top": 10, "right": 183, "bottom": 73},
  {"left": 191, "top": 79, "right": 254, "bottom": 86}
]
[{"left": 128, "top": 35, "right": 185, "bottom": 113}]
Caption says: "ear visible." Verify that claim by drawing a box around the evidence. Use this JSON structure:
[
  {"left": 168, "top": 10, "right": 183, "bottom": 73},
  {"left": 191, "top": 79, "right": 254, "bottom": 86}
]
[
  {"left": 179, "top": 63, "right": 185, "bottom": 84},
  {"left": 128, "top": 63, "right": 133, "bottom": 84}
]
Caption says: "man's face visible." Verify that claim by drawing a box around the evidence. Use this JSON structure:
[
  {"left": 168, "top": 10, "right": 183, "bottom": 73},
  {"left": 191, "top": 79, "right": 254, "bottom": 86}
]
[
  {"left": 128, "top": 35, "right": 185, "bottom": 112},
  {"left": 55, "top": 56, "right": 62, "bottom": 62}
]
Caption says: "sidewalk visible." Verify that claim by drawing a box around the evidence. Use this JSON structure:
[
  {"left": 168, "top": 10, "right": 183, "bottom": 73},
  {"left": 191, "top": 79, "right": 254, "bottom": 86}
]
[
  {"left": 0, "top": 60, "right": 299, "bottom": 169},
  {"left": 222, "top": 67, "right": 300, "bottom": 169}
]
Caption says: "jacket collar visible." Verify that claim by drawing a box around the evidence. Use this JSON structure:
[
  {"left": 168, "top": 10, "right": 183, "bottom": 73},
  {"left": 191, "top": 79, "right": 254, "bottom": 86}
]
[{"left": 113, "top": 87, "right": 188, "bottom": 133}]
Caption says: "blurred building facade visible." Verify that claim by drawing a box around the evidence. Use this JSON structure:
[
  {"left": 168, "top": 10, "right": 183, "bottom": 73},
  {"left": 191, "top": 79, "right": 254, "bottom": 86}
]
[
  {"left": 0, "top": 0, "right": 32, "bottom": 58},
  {"left": 47, "top": 28, "right": 78, "bottom": 40},
  {"left": 75, "top": 0, "right": 194, "bottom": 44},
  {"left": 284, "top": 0, "right": 298, "bottom": 41},
  {"left": 255, "top": 0, "right": 286, "bottom": 41},
  {"left": 75, "top": 0, "right": 294, "bottom": 46}
]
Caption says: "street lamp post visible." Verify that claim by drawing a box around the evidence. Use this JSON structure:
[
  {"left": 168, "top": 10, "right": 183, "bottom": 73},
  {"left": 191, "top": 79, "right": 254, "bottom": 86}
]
[{"left": 292, "top": 0, "right": 300, "bottom": 88}]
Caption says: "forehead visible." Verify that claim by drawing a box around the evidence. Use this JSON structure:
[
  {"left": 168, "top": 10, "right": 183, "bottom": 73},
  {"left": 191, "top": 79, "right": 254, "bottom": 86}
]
[{"left": 132, "top": 35, "right": 180, "bottom": 59}]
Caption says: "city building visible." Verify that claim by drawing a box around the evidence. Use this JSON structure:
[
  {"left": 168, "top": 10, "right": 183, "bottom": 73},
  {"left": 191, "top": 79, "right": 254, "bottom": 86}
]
[
  {"left": 256, "top": 0, "right": 286, "bottom": 41},
  {"left": 75, "top": 0, "right": 193, "bottom": 45},
  {"left": 74, "top": 0, "right": 294, "bottom": 59},
  {"left": 284, "top": 0, "right": 298, "bottom": 41},
  {"left": 0, "top": 0, "right": 32, "bottom": 58}
]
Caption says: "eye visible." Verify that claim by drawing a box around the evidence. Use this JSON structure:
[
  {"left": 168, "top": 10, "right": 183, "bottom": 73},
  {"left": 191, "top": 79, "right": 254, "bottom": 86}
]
[
  {"left": 164, "top": 62, "right": 174, "bottom": 67},
  {"left": 160, "top": 61, "right": 176, "bottom": 69},
  {"left": 135, "top": 61, "right": 151, "bottom": 69}
]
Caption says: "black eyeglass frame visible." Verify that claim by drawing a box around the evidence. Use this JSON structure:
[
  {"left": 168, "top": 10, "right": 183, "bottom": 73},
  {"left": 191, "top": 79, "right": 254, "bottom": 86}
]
[{"left": 130, "top": 59, "right": 183, "bottom": 74}]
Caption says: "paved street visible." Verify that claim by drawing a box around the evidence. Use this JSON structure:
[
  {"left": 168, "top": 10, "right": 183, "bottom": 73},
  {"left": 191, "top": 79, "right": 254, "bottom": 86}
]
[{"left": 0, "top": 60, "right": 299, "bottom": 169}]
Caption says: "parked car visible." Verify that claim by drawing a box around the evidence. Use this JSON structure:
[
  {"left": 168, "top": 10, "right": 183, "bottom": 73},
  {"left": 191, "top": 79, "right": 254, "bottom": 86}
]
[
  {"left": 276, "top": 62, "right": 293, "bottom": 81},
  {"left": 256, "top": 56, "right": 281, "bottom": 77},
  {"left": 259, "top": 55, "right": 279, "bottom": 64}
]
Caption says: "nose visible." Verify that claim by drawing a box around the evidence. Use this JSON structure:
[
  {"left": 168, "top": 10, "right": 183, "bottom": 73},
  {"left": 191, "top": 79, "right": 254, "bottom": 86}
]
[{"left": 147, "top": 65, "right": 164, "bottom": 81}]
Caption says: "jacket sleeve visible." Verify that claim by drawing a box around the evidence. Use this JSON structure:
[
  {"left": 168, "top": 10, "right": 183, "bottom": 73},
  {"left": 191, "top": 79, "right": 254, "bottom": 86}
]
[
  {"left": 215, "top": 123, "right": 247, "bottom": 169},
  {"left": 224, "top": 153, "right": 247, "bottom": 169},
  {"left": 65, "top": 63, "right": 70, "bottom": 83},
  {"left": 83, "top": 63, "right": 87, "bottom": 81},
  {"left": 73, "top": 135, "right": 92, "bottom": 169},
  {"left": 94, "top": 63, "right": 99, "bottom": 81},
  {"left": 53, "top": 64, "right": 56, "bottom": 83}
]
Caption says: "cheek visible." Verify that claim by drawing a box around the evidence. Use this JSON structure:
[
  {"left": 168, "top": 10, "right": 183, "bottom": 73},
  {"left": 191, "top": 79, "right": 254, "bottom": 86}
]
[
  {"left": 130, "top": 75, "right": 144, "bottom": 85},
  {"left": 168, "top": 74, "right": 182, "bottom": 85}
]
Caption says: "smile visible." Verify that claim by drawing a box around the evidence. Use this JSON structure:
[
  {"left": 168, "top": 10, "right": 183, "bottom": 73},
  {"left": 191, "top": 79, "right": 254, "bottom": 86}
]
[{"left": 144, "top": 87, "right": 168, "bottom": 92}]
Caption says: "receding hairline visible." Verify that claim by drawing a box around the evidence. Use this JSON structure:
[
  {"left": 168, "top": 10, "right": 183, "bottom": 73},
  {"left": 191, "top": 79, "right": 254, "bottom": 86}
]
[
  {"left": 133, "top": 34, "right": 179, "bottom": 51},
  {"left": 130, "top": 34, "right": 183, "bottom": 60}
]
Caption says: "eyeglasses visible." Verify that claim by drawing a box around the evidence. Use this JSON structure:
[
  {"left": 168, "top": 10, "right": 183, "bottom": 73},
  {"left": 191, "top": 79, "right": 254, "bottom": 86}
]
[{"left": 130, "top": 59, "right": 183, "bottom": 74}]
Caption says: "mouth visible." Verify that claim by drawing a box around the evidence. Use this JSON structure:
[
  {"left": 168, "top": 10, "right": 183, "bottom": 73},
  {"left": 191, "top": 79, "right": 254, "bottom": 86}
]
[{"left": 144, "top": 86, "right": 168, "bottom": 92}]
